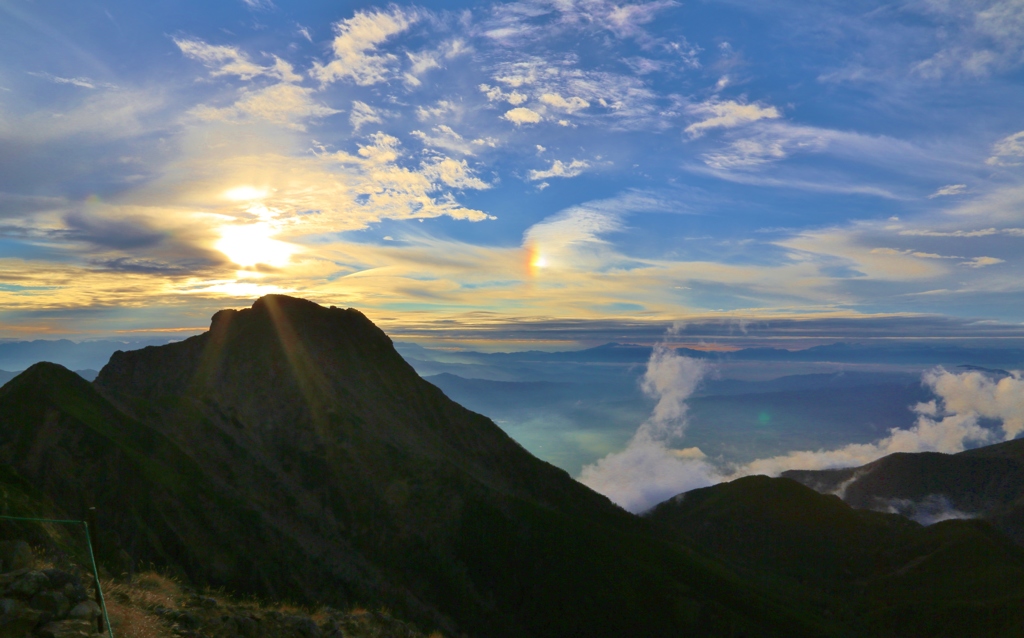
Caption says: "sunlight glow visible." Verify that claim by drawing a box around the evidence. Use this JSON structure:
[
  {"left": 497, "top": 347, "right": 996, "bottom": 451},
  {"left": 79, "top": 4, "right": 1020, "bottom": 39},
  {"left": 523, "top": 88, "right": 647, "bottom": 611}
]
[
  {"left": 527, "top": 245, "right": 550, "bottom": 276},
  {"left": 215, "top": 223, "right": 297, "bottom": 268},
  {"left": 223, "top": 186, "right": 269, "bottom": 201}
]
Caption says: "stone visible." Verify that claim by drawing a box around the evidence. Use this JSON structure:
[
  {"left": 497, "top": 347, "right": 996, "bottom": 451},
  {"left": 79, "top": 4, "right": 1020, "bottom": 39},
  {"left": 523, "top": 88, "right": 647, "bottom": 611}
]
[
  {"left": 66, "top": 601, "right": 100, "bottom": 622},
  {"left": 30, "top": 591, "right": 71, "bottom": 620},
  {"left": 0, "top": 572, "right": 28, "bottom": 590},
  {"left": 0, "top": 598, "right": 41, "bottom": 638},
  {"left": 0, "top": 543, "right": 32, "bottom": 573},
  {"left": 62, "top": 584, "right": 88, "bottom": 605},
  {"left": 6, "top": 572, "right": 48, "bottom": 599},
  {"left": 42, "top": 571, "right": 76, "bottom": 590},
  {"left": 234, "top": 615, "right": 258, "bottom": 638},
  {"left": 283, "top": 616, "right": 320, "bottom": 638}
]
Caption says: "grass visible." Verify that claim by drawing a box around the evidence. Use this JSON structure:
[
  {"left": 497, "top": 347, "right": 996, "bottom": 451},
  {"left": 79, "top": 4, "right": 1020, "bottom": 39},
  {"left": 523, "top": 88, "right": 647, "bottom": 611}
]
[{"left": 95, "top": 570, "right": 445, "bottom": 638}]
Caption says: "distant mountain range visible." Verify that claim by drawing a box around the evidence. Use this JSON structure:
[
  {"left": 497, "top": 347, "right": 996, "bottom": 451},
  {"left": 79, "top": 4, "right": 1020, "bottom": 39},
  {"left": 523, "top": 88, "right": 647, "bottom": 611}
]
[
  {"left": 2, "top": 334, "right": 1021, "bottom": 381},
  {"left": 1, "top": 295, "right": 1022, "bottom": 637},
  {"left": 0, "top": 337, "right": 178, "bottom": 371},
  {"left": 397, "top": 340, "right": 1024, "bottom": 368}
]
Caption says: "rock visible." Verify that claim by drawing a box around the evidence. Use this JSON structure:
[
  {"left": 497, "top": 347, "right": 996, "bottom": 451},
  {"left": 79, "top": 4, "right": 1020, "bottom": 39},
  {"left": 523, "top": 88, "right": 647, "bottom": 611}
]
[
  {"left": 234, "top": 615, "right": 258, "bottom": 638},
  {"left": 6, "top": 571, "right": 48, "bottom": 599},
  {"left": 0, "top": 598, "right": 42, "bottom": 638},
  {"left": 171, "top": 611, "right": 200, "bottom": 630},
  {"left": 36, "top": 619, "right": 98, "bottom": 638},
  {"left": 42, "top": 571, "right": 76, "bottom": 590},
  {"left": 66, "top": 601, "right": 100, "bottom": 622},
  {"left": 282, "top": 616, "right": 320, "bottom": 638},
  {"left": 0, "top": 543, "right": 32, "bottom": 573},
  {"left": 30, "top": 591, "right": 71, "bottom": 620},
  {"left": 62, "top": 584, "right": 88, "bottom": 605},
  {"left": 0, "top": 572, "right": 28, "bottom": 590}
]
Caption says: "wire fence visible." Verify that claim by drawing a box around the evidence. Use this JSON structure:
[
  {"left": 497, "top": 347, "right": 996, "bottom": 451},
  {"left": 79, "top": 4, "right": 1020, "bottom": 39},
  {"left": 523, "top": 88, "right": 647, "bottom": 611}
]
[{"left": 0, "top": 513, "right": 114, "bottom": 638}]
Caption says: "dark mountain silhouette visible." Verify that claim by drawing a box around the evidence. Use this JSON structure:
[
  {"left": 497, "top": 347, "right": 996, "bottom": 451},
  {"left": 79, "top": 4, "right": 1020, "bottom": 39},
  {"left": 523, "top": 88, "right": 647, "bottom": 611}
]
[
  {"left": 6, "top": 294, "right": 1024, "bottom": 637},
  {"left": 783, "top": 438, "right": 1024, "bottom": 544},
  {"left": 0, "top": 295, "right": 831, "bottom": 638},
  {"left": 647, "top": 475, "right": 1024, "bottom": 637}
]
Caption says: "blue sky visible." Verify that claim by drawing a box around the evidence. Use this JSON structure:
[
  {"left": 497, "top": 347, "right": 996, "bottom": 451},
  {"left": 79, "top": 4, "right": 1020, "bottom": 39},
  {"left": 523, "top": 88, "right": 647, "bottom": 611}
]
[{"left": 1, "top": 0, "right": 1023, "bottom": 346}]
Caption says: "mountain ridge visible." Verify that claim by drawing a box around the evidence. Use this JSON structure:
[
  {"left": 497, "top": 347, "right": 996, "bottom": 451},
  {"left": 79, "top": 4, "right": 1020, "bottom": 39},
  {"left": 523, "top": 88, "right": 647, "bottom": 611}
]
[{"left": 0, "top": 295, "right": 832, "bottom": 637}]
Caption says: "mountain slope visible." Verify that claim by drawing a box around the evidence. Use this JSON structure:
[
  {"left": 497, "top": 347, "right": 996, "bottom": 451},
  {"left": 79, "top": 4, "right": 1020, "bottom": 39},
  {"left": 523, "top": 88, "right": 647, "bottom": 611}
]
[
  {"left": 0, "top": 362, "right": 384, "bottom": 602},
  {"left": 647, "top": 475, "right": 1024, "bottom": 637},
  {"left": 783, "top": 438, "right": 1024, "bottom": 543},
  {"left": 2, "top": 295, "right": 831, "bottom": 637}
]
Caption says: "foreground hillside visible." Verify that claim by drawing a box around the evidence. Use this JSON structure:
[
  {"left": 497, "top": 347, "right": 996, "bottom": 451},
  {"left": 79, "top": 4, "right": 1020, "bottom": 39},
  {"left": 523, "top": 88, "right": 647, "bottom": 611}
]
[
  {"left": 0, "top": 295, "right": 829, "bottom": 638},
  {"left": 647, "top": 475, "right": 1024, "bottom": 637}
]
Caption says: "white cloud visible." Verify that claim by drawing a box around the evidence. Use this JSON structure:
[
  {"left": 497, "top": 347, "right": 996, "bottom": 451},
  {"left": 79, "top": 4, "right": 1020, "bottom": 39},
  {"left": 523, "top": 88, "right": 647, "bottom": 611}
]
[
  {"left": 696, "top": 121, "right": 927, "bottom": 173},
  {"left": 403, "top": 50, "right": 440, "bottom": 87},
  {"left": 733, "top": 367, "right": 1024, "bottom": 477},
  {"left": 421, "top": 157, "right": 491, "bottom": 190},
  {"left": 539, "top": 92, "right": 589, "bottom": 113},
  {"left": 486, "top": 58, "right": 661, "bottom": 130},
  {"left": 310, "top": 8, "right": 417, "bottom": 86},
  {"left": 929, "top": 183, "right": 967, "bottom": 198},
  {"left": 913, "top": 0, "right": 1024, "bottom": 78},
  {"left": 986, "top": 130, "right": 1024, "bottom": 166},
  {"left": 479, "top": 83, "right": 528, "bottom": 105},
  {"left": 27, "top": 72, "right": 113, "bottom": 90},
  {"left": 175, "top": 38, "right": 300, "bottom": 82},
  {"left": 349, "top": 101, "right": 383, "bottom": 132},
  {"left": 0, "top": 89, "right": 164, "bottom": 142},
  {"left": 900, "top": 228, "right": 1024, "bottom": 238},
  {"left": 524, "top": 198, "right": 624, "bottom": 250},
  {"left": 415, "top": 100, "right": 458, "bottom": 121},
  {"left": 502, "top": 107, "right": 542, "bottom": 125},
  {"left": 411, "top": 125, "right": 487, "bottom": 155},
  {"left": 685, "top": 99, "right": 781, "bottom": 137},
  {"left": 960, "top": 256, "right": 1004, "bottom": 268},
  {"left": 701, "top": 137, "right": 788, "bottom": 169},
  {"left": 191, "top": 83, "right": 338, "bottom": 130},
  {"left": 528, "top": 159, "right": 591, "bottom": 181},
  {"left": 483, "top": 0, "right": 678, "bottom": 44},
  {"left": 579, "top": 345, "right": 715, "bottom": 512},
  {"left": 326, "top": 133, "right": 495, "bottom": 223}
]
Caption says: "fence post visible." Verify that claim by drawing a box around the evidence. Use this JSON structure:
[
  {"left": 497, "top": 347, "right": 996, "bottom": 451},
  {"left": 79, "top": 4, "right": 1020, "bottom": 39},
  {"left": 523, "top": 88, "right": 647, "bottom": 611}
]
[{"left": 86, "top": 508, "right": 104, "bottom": 634}]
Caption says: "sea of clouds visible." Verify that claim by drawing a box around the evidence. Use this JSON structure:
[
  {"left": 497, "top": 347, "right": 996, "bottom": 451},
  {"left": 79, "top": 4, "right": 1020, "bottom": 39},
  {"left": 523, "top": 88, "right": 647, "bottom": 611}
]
[{"left": 579, "top": 340, "right": 1024, "bottom": 513}]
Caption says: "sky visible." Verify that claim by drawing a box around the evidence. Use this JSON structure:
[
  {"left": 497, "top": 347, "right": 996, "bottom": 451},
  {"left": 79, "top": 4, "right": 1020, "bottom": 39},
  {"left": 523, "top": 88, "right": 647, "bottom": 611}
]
[{"left": 2, "top": 0, "right": 1024, "bottom": 347}]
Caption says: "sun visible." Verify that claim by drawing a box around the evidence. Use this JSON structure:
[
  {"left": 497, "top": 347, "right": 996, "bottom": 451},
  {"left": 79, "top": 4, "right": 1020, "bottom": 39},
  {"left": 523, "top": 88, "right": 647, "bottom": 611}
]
[{"left": 215, "top": 223, "right": 297, "bottom": 268}]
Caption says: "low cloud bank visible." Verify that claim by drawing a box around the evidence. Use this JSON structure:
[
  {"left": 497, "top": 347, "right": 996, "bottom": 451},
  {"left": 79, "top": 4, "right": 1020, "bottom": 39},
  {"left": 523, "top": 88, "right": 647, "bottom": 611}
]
[
  {"left": 881, "top": 495, "right": 977, "bottom": 526},
  {"left": 736, "top": 367, "right": 1023, "bottom": 477},
  {"left": 578, "top": 344, "right": 718, "bottom": 513},
  {"left": 578, "top": 347, "right": 1024, "bottom": 513}
]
